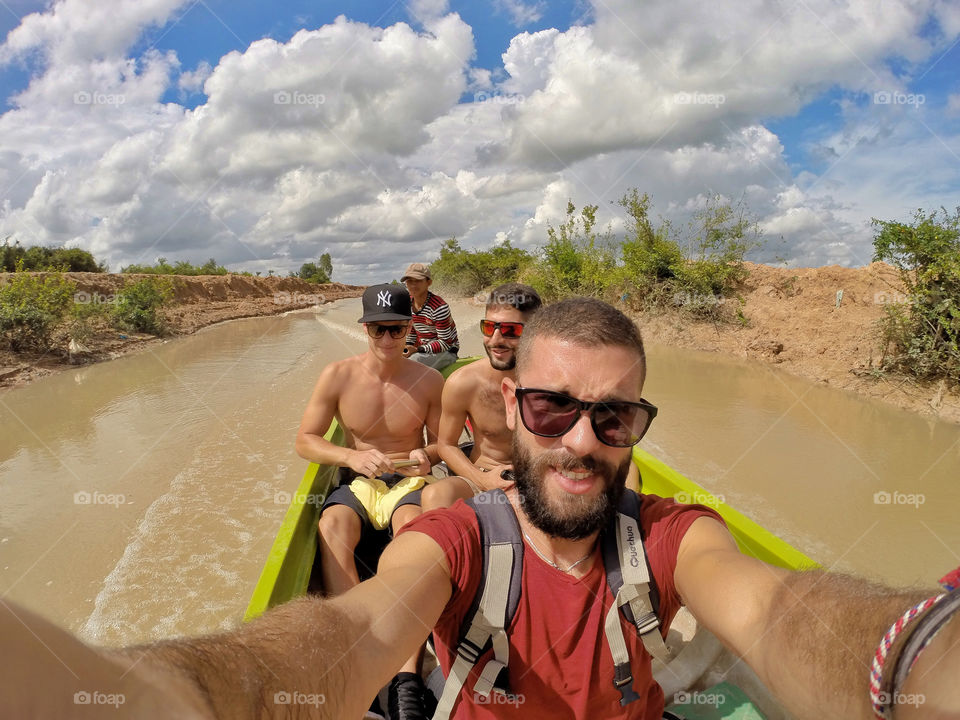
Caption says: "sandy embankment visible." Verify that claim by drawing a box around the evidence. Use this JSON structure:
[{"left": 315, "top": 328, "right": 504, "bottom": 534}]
[
  {"left": 638, "top": 262, "right": 960, "bottom": 423},
  {"left": 1, "top": 265, "right": 958, "bottom": 423},
  {"left": 0, "top": 273, "right": 363, "bottom": 388}
]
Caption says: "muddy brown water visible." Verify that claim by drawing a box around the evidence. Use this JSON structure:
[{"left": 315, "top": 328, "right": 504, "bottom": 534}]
[{"left": 1, "top": 299, "right": 957, "bottom": 647}]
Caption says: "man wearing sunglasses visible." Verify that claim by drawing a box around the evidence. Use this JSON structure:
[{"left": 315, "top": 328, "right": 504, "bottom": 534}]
[
  {"left": 295, "top": 283, "right": 446, "bottom": 717},
  {"left": 295, "top": 284, "right": 443, "bottom": 594},
  {"left": 422, "top": 283, "right": 542, "bottom": 513}
]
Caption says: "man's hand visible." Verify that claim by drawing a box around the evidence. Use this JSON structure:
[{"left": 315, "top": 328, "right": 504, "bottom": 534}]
[
  {"left": 406, "top": 448, "right": 432, "bottom": 477},
  {"left": 485, "top": 464, "right": 514, "bottom": 491},
  {"left": 346, "top": 448, "right": 394, "bottom": 478},
  {"left": 402, "top": 344, "right": 417, "bottom": 358}
]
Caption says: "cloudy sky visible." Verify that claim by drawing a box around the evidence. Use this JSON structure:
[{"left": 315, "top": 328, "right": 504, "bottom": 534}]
[{"left": 0, "top": 0, "right": 958, "bottom": 283}]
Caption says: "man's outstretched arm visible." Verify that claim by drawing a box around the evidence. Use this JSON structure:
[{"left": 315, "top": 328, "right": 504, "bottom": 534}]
[
  {"left": 1, "top": 531, "right": 452, "bottom": 719},
  {"left": 675, "top": 517, "right": 959, "bottom": 719}
]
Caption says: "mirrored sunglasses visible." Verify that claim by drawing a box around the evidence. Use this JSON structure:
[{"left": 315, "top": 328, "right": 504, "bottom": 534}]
[{"left": 480, "top": 319, "right": 524, "bottom": 338}]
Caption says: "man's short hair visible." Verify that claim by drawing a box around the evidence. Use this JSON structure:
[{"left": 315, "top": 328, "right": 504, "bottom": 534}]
[
  {"left": 484, "top": 283, "right": 543, "bottom": 314},
  {"left": 516, "top": 297, "right": 645, "bottom": 376}
]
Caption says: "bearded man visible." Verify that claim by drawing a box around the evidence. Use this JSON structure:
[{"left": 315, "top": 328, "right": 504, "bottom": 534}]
[{"left": 421, "top": 283, "right": 542, "bottom": 512}]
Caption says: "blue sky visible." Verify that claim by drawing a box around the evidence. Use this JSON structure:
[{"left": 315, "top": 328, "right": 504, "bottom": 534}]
[{"left": 0, "top": 0, "right": 958, "bottom": 281}]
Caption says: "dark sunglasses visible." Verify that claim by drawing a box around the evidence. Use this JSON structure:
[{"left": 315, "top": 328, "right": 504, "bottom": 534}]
[
  {"left": 366, "top": 324, "right": 408, "bottom": 339},
  {"left": 515, "top": 387, "right": 657, "bottom": 448},
  {"left": 480, "top": 319, "right": 524, "bottom": 338}
]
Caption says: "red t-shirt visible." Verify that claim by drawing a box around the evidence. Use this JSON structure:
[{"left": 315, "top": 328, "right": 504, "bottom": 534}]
[{"left": 400, "top": 494, "right": 723, "bottom": 719}]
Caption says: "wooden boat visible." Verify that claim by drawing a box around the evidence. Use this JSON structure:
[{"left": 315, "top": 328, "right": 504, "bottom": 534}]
[{"left": 244, "top": 356, "right": 817, "bottom": 719}]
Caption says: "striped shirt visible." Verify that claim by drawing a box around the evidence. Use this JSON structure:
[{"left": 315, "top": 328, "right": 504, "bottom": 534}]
[{"left": 407, "top": 291, "right": 459, "bottom": 355}]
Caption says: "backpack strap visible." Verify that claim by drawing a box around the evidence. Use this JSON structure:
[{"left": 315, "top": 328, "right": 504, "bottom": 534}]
[
  {"left": 433, "top": 490, "right": 524, "bottom": 720},
  {"left": 601, "top": 490, "right": 671, "bottom": 706}
]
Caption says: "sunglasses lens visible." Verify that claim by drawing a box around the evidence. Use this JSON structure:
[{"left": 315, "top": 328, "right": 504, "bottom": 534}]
[
  {"left": 593, "top": 403, "right": 644, "bottom": 447},
  {"left": 499, "top": 322, "right": 523, "bottom": 338},
  {"left": 369, "top": 325, "right": 406, "bottom": 338},
  {"left": 480, "top": 320, "right": 523, "bottom": 338},
  {"left": 520, "top": 391, "right": 579, "bottom": 436}
]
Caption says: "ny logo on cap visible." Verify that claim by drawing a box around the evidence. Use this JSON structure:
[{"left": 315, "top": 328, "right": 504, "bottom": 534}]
[{"left": 377, "top": 290, "right": 392, "bottom": 307}]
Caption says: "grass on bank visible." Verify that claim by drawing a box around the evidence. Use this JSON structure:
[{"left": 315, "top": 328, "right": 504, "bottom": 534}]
[{"left": 0, "top": 266, "right": 174, "bottom": 351}]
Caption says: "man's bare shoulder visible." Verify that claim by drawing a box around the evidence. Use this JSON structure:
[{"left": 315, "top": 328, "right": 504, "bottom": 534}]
[
  {"left": 404, "top": 360, "right": 445, "bottom": 387},
  {"left": 315, "top": 355, "right": 366, "bottom": 386},
  {"left": 445, "top": 359, "right": 488, "bottom": 389}
]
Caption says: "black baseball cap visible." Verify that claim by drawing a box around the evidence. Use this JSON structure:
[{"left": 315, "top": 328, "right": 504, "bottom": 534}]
[{"left": 358, "top": 284, "right": 412, "bottom": 323}]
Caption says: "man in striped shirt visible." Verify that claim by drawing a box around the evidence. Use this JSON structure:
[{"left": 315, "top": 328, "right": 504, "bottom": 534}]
[{"left": 401, "top": 262, "right": 459, "bottom": 372}]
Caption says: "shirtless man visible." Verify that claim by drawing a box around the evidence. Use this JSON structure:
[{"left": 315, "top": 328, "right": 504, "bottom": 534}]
[
  {"left": 421, "top": 283, "right": 541, "bottom": 511},
  {"left": 296, "top": 283, "right": 444, "bottom": 719},
  {"left": 294, "top": 283, "right": 444, "bottom": 596}
]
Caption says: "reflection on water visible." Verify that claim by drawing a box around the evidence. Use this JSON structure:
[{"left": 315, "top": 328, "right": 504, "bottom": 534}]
[{"left": 0, "top": 298, "right": 957, "bottom": 647}]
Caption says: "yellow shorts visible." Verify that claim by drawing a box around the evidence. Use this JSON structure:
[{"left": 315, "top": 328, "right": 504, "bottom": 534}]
[{"left": 348, "top": 475, "right": 433, "bottom": 530}]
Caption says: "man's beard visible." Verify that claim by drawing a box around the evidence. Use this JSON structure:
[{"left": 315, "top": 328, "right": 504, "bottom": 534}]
[
  {"left": 511, "top": 434, "right": 630, "bottom": 540},
  {"left": 484, "top": 343, "right": 516, "bottom": 371}
]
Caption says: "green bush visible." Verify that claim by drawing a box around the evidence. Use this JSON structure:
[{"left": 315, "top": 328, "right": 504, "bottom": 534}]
[
  {"left": 112, "top": 277, "right": 174, "bottom": 335},
  {"left": 872, "top": 207, "right": 960, "bottom": 381},
  {"left": 66, "top": 300, "right": 113, "bottom": 344},
  {"left": 1, "top": 239, "right": 106, "bottom": 272},
  {"left": 0, "top": 263, "right": 76, "bottom": 350},
  {"left": 431, "top": 238, "right": 533, "bottom": 296},
  {"left": 121, "top": 257, "right": 228, "bottom": 275},
  {"left": 618, "top": 190, "right": 758, "bottom": 318},
  {"left": 293, "top": 253, "right": 333, "bottom": 284},
  {"left": 424, "top": 189, "right": 758, "bottom": 322},
  {"left": 522, "top": 202, "right": 618, "bottom": 300}
]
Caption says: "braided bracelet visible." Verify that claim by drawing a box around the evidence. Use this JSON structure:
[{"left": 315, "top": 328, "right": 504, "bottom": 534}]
[{"left": 870, "top": 567, "right": 960, "bottom": 719}]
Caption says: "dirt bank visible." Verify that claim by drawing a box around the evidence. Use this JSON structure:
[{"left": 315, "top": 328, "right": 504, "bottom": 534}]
[
  {"left": 3, "top": 265, "right": 958, "bottom": 423},
  {"left": 638, "top": 262, "right": 960, "bottom": 423},
  {"left": 0, "top": 273, "right": 363, "bottom": 388}
]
